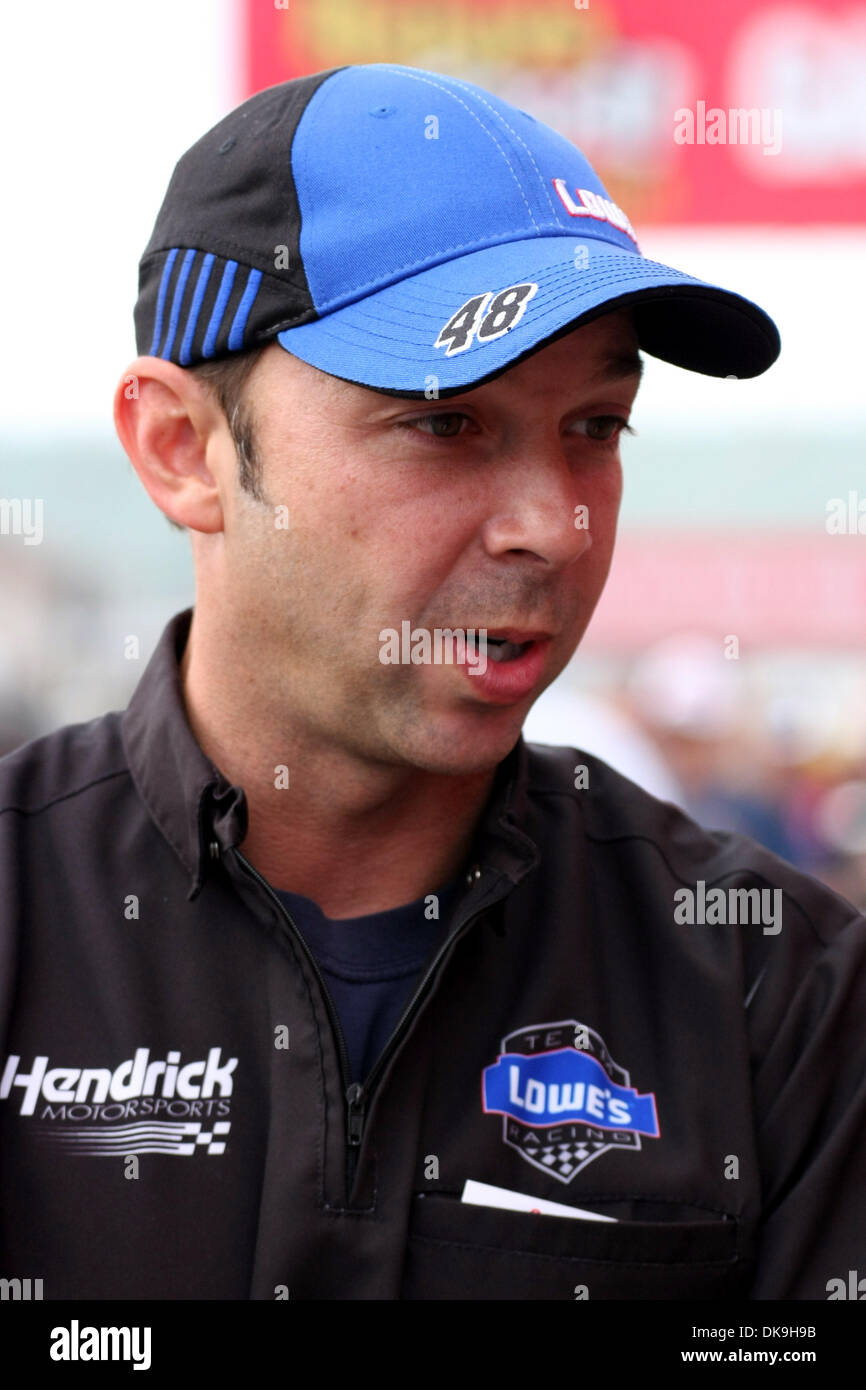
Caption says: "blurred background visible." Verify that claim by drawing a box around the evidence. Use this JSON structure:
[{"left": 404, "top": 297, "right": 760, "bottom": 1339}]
[{"left": 1, "top": 0, "right": 865, "bottom": 902}]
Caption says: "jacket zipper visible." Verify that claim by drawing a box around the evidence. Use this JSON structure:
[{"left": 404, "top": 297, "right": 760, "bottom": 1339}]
[
  {"left": 334, "top": 880, "right": 502, "bottom": 1193},
  {"left": 230, "top": 849, "right": 357, "bottom": 1187},
  {"left": 229, "top": 845, "right": 497, "bottom": 1202}
]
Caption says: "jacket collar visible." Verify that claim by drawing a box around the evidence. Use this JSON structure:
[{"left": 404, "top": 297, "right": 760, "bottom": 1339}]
[{"left": 122, "top": 607, "right": 538, "bottom": 902}]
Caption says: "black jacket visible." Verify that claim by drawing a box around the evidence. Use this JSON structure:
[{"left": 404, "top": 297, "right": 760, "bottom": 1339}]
[{"left": 1, "top": 607, "right": 864, "bottom": 1300}]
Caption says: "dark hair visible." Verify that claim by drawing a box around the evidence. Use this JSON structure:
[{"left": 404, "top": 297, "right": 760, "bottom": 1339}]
[{"left": 165, "top": 344, "right": 269, "bottom": 532}]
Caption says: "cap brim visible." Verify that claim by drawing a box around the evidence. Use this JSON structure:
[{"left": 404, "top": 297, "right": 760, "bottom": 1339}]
[{"left": 275, "top": 235, "right": 780, "bottom": 396}]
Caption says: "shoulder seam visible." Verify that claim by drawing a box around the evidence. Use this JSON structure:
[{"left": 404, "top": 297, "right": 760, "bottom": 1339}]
[
  {"left": 0, "top": 766, "right": 130, "bottom": 819},
  {"left": 583, "top": 825, "right": 839, "bottom": 951},
  {"left": 524, "top": 758, "right": 843, "bottom": 953}
]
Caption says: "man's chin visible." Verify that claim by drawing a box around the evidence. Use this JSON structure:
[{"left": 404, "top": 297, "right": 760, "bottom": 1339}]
[{"left": 396, "top": 703, "right": 528, "bottom": 777}]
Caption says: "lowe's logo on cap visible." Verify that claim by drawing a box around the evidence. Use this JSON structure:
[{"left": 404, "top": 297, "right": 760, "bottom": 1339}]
[
  {"left": 482, "top": 1019, "right": 659, "bottom": 1182},
  {"left": 551, "top": 179, "right": 639, "bottom": 245}
]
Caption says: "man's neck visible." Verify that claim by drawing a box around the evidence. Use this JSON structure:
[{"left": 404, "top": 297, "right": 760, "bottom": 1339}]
[{"left": 179, "top": 623, "right": 499, "bottom": 920}]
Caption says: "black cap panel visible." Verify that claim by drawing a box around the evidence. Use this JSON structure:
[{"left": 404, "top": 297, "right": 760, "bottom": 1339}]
[{"left": 134, "top": 67, "right": 344, "bottom": 363}]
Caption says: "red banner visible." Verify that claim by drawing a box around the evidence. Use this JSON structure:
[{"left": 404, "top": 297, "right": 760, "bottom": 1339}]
[
  {"left": 244, "top": 0, "right": 866, "bottom": 224},
  {"left": 586, "top": 532, "right": 866, "bottom": 649}
]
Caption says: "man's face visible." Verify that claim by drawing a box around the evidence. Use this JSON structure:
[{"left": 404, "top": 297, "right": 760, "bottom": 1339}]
[{"left": 215, "top": 310, "right": 641, "bottom": 775}]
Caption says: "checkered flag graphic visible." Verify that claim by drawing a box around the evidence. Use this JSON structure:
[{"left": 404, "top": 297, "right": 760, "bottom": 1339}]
[
  {"left": 37, "top": 1120, "right": 231, "bottom": 1156},
  {"left": 525, "top": 1138, "right": 607, "bottom": 1180}
]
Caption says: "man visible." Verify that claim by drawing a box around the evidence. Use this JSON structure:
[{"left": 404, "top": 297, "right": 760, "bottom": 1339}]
[{"left": 1, "top": 63, "right": 864, "bottom": 1301}]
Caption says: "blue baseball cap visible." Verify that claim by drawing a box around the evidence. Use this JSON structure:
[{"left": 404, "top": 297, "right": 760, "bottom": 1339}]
[{"left": 135, "top": 63, "right": 780, "bottom": 396}]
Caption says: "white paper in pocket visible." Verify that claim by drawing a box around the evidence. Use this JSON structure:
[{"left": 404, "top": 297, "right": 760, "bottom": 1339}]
[{"left": 460, "top": 1179, "right": 617, "bottom": 1222}]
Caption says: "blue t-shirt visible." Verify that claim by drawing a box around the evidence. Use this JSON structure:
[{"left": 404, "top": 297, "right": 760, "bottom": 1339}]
[{"left": 274, "top": 880, "right": 462, "bottom": 1084}]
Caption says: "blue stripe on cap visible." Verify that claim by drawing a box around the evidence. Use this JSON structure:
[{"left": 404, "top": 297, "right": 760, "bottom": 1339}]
[
  {"left": 148, "top": 247, "right": 179, "bottom": 356},
  {"left": 160, "top": 248, "right": 196, "bottom": 360},
  {"left": 179, "top": 252, "right": 215, "bottom": 365},
  {"left": 202, "top": 260, "right": 238, "bottom": 358},
  {"left": 227, "top": 267, "right": 263, "bottom": 351}
]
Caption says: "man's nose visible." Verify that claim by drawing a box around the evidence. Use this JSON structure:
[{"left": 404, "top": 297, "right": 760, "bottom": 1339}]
[{"left": 478, "top": 437, "right": 602, "bottom": 568}]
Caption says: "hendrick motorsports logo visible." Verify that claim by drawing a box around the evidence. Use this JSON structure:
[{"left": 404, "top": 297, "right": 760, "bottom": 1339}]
[
  {"left": 0, "top": 1047, "right": 236, "bottom": 1157},
  {"left": 481, "top": 1019, "right": 660, "bottom": 1183}
]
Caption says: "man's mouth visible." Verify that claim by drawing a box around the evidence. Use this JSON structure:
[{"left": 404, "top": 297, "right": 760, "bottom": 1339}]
[
  {"left": 476, "top": 637, "right": 530, "bottom": 664},
  {"left": 466, "top": 631, "right": 547, "bottom": 664},
  {"left": 458, "top": 629, "right": 553, "bottom": 703}
]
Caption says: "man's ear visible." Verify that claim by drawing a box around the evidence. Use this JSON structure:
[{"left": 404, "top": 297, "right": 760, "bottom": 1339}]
[{"left": 113, "top": 357, "right": 228, "bottom": 534}]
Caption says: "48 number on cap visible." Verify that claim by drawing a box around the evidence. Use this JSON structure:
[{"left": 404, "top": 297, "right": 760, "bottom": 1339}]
[{"left": 434, "top": 282, "right": 538, "bottom": 356}]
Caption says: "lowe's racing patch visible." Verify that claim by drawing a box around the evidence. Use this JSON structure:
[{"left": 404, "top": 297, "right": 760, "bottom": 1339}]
[{"left": 482, "top": 1019, "right": 660, "bottom": 1183}]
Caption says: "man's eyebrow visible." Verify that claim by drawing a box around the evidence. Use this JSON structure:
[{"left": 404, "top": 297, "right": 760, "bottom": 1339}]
[{"left": 590, "top": 349, "right": 644, "bottom": 384}]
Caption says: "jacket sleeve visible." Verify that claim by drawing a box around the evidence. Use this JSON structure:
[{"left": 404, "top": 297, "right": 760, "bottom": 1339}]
[{"left": 746, "top": 902, "right": 866, "bottom": 1299}]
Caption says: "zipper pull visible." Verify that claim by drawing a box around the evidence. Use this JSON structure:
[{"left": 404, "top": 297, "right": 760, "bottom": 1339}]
[{"left": 346, "top": 1082, "right": 366, "bottom": 1147}]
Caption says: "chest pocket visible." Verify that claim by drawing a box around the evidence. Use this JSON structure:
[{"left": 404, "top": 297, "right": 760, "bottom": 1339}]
[{"left": 400, "top": 1192, "right": 752, "bottom": 1300}]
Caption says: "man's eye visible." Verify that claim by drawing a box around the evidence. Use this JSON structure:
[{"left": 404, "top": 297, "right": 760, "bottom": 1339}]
[
  {"left": 581, "top": 415, "right": 632, "bottom": 442},
  {"left": 399, "top": 413, "right": 470, "bottom": 438}
]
